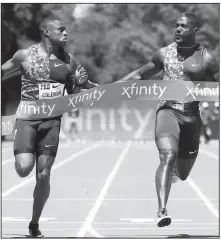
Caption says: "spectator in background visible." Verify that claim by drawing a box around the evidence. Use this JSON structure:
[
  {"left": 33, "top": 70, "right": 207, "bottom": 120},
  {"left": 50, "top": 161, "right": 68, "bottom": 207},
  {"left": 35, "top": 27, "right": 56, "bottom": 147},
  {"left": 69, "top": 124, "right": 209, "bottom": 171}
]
[
  {"left": 61, "top": 108, "right": 80, "bottom": 142},
  {"left": 211, "top": 102, "right": 219, "bottom": 121},
  {"left": 200, "top": 102, "right": 212, "bottom": 144}
]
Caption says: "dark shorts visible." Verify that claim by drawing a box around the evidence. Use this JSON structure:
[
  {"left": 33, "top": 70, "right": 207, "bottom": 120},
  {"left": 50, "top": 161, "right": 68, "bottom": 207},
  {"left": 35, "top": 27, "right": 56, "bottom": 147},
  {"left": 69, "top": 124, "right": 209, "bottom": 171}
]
[
  {"left": 14, "top": 116, "right": 61, "bottom": 157},
  {"left": 155, "top": 106, "right": 202, "bottom": 159}
]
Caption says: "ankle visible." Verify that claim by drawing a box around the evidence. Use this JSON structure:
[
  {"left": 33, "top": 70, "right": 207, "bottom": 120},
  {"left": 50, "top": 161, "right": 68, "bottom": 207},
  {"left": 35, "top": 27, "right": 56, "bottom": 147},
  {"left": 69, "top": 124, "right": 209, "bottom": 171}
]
[
  {"left": 29, "top": 222, "right": 39, "bottom": 227},
  {"left": 158, "top": 208, "right": 167, "bottom": 214}
]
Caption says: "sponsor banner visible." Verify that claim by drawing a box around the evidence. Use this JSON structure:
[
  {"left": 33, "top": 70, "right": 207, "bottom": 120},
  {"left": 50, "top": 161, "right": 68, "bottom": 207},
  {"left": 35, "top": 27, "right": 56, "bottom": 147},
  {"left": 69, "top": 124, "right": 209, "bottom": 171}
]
[{"left": 2, "top": 80, "right": 219, "bottom": 136}]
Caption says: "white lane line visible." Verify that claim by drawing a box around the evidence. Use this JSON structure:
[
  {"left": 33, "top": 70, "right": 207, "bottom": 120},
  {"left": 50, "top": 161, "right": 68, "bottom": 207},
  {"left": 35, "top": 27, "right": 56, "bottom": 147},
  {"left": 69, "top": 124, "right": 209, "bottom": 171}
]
[
  {"left": 1, "top": 143, "right": 74, "bottom": 166},
  {"left": 3, "top": 197, "right": 218, "bottom": 201},
  {"left": 120, "top": 218, "right": 192, "bottom": 223},
  {"left": 2, "top": 158, "right": 14, "bottom": 165},
  {"left": 2, "top": 147, "right": 13, "bottom": 153},
  {"left": 187, "top": 147, "right": 219, "bottom": 219},
  {"left": 88, "top": 226, "right": 104, "bottom": 238},
  {"left": 2, "top": 143, "right": 102, "bottom": 198},
  {"left": 77, "top": 141, "right": 132, "bottom": 237},
  {"left": 199, "top": 148, "right": 219, "bottom": 160},
  {"left": 2, "top": 217, "right": 57, "bottom": 222},
  {"left": 187, "top": 177, "right": 219, "bottom": 219},
  {"left": 77, "top": 109, "right": 153, "bottom": 237},
  {"left": 94, "top": 227, "right": 218, "bottom": 230},
  {"left": 2, "top": 221, "right": 218, "bottom": 225},
  {"left": 2, "top": 227, "right": 218, "bottom": 231}
]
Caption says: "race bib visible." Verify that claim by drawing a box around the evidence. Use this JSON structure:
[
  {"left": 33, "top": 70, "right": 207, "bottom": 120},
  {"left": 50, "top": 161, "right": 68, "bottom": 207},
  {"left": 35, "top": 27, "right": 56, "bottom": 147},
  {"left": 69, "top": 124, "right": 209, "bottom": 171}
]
[{"left": 39, "top": 83, "right": 65, "bottom": 99}]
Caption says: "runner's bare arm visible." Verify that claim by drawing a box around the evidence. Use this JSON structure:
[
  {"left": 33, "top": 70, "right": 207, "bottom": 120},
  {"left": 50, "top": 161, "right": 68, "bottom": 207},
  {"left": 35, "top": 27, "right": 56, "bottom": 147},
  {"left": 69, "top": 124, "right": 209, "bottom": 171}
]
[
  {"left": 139, "top": 48, "right": 165, "bottom": 79},
  {"left": 1, "top": 49, "right": 28, "bottom": 81},
  {"left": 204, "top": 51, "right": 219, "bottom": 82},
  {"left": 118, "top": 48, "right": 165, "bottom": 82}
]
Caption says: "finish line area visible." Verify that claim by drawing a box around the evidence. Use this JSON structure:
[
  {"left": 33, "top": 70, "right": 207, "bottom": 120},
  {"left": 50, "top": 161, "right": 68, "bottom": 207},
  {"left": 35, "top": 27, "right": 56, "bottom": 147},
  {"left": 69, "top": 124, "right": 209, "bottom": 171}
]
[{"left": 2, "top": 138, "right": 219, "bottom": 238}]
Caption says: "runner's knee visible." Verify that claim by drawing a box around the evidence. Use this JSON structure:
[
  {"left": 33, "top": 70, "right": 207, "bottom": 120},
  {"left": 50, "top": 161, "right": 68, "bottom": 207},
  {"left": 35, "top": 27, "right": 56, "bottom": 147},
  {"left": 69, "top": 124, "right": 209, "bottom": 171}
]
[
  {"left": 36, "top": 155, "right": 54, "bottom": 182},
  {"left": 14, "top": 154, "right": 35, "bottom": 178},
  {"left": 37, "top": 169, "right": 50, "bottom": 182},
  {"left": 159, "top": 150, "right": 177, "bottom": 168},
  {"left": 15, "top": 160, "right": 33, "bottom": 177}
]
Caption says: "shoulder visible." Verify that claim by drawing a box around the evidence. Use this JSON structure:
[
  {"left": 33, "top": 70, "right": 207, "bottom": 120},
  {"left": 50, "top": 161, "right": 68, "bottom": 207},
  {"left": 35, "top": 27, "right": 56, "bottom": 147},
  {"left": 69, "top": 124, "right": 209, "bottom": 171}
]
[
  {"left": 154, "top": 47, "right": 167, "bottom": 59},
  {"left": 203, "top": 49, "right": 217, "bottom": 65},
  {"left": 13, "top": 48, "right": 30, "bottom": 62},
  {"left": 152, "top": 46, "right": 167, "bottom": 68},
  {"left": 201, "top": 47, "right": 219, "bottom": 72}
]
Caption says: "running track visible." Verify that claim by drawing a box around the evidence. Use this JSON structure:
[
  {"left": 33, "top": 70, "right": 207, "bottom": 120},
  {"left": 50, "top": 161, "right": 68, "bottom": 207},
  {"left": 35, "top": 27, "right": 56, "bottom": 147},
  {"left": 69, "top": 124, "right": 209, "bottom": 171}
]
[{"left": 2, "top": 139, "right": 219, "bottom": 238}]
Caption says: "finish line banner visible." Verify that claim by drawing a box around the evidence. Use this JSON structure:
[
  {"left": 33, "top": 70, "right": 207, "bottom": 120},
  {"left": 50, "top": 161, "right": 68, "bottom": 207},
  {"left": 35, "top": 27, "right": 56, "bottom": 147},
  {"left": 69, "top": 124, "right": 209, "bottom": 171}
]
[{"left": 2, "top": 80, "right": 219, "bottom": 136}]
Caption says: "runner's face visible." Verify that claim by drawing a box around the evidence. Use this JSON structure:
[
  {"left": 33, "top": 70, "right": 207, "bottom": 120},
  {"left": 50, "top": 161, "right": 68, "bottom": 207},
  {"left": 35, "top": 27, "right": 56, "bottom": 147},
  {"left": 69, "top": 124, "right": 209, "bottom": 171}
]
[
  {"left": 48, "top": 20, "right": 67, "bottom": 47},
  {"left": 175, "top": 17, "right": 195, "bottom": 44}
]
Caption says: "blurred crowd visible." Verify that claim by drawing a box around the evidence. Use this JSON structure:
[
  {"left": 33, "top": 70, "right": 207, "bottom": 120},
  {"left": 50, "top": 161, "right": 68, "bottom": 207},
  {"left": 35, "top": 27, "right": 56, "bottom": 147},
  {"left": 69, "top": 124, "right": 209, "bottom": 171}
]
[{"left": 200, "top": 101, "right": 219, "bottom": 143}]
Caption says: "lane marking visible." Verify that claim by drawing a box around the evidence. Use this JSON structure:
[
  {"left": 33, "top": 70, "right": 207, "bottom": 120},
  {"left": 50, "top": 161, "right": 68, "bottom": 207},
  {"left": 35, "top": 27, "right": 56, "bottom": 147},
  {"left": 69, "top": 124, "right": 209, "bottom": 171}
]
[
  {"left": 199, "top": 148, "right": 219, "bottom": 160},
  {"left": 2, "top": 227, "right": 218, "bottom": 231},
  {"left": 77, "top": 110, "right": 153, "bottom": 237},
  {"left": 2, "top": 158, "right": 14, "bottom": 165},
  {"left": 120, "top": 218, "right": 193, "bottom": 223},
  {"left": 187, "top": 177, "right": 219, "bottom": 219},
  {"left": 2, "top": 143, "right": 102, "bottom": 197},
  {"left": 94, "top": 227, "right": 218, "bottom": 230},
  {"left": 2, "top": 147, "right": 13, "bottom": 153},
  {"left": 88, "top": 225, "right": 104, "bottom": 238},
  {"left": 2, "top": 217, "right": 57, "bottom": 222},
  {"left": 1, "top": 143, "right": 75, "bottom": 166},
  {"left": 187, "top": 147, "right": 219, "bottom": 219},
  {"left": 2, "top": 221, "right": 218, "bottom": 225},
  {"left": 77, "top": 141, "right": 132, "bottom": 237},
  {"left": 3, "top": 197, "right": 218, "bottom": 201}
]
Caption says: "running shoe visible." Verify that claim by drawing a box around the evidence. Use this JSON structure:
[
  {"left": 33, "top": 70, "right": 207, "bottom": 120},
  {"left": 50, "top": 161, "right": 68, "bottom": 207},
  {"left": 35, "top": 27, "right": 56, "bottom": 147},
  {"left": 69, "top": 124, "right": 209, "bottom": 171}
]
[
  {"left": 28, "top": 223, "right": 44, "bottom": 238},
  {"left": 156, "top": 208, "right": 171, "bottom": 227}
]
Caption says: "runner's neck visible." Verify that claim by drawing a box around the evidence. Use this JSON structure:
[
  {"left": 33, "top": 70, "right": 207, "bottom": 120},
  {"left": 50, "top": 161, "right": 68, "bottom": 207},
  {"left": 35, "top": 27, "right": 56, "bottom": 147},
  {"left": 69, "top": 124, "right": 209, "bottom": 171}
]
[
  {"left": 40, "top": 40, "right": 61, "bottom": 59},
  {"left": 177, "top": 42, "right": 197, "bottom": 58}
]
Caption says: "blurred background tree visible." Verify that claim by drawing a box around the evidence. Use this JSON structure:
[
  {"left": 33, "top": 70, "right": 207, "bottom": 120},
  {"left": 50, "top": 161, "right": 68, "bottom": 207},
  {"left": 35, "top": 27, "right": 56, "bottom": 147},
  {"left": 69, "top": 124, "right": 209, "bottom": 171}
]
[{"left": 1, "top": 3, "right": 219, "bottom": 86}]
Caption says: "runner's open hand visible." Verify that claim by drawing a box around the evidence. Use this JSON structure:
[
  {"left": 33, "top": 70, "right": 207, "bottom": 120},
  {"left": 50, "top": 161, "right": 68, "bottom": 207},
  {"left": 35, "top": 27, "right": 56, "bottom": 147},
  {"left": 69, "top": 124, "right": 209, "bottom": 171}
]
[{"left": 75, "top": 65, "right": 88, "bottom": 85}]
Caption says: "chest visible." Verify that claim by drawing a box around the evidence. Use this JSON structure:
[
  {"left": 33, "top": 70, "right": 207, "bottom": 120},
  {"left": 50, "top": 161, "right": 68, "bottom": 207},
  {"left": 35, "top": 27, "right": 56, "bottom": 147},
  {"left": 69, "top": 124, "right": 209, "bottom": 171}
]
[
  {"left": 22, "top": 52, "right": 70, "bottom": 84},
  {"left": 163, "top": 45, "right": 207, "bottom": 81},
  {"left": 183, "top": 53, "right": 207, "bottom": 80}
]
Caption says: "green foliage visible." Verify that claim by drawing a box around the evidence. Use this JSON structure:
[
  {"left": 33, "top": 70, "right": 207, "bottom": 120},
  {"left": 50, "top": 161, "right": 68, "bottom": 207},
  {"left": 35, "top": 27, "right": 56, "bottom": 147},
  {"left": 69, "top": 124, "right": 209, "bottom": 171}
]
[{"left": 2, "top": 3, "right": 219, "bottom": 84}]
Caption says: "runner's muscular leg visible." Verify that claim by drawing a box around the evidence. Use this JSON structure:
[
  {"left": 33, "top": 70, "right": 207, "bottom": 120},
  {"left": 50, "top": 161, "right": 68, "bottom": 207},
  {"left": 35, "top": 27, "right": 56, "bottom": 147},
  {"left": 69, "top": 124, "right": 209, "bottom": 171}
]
[
  {"left": 176, "top": 154, "right": 198, "bottom": 181},
  {"left": 176, "top": 114, "right": 201, "bottom": 181},
  {"left": 31, "top": 154, "right": 55, "bottom": 224},
  {"left": 30, "top": 124, "right": 60, "bottom": 224},
  {"left": 155, "top": 137, "right": 179, "bottom": 211},
  {"left": 14, "top": 153, "right": 35, "bottom": 177},
  {"left": 155, "top": 109, "right": 180, "bottom": 212},
  {"left": 14, "top": 119, "right": 37, "bottom": 177}
]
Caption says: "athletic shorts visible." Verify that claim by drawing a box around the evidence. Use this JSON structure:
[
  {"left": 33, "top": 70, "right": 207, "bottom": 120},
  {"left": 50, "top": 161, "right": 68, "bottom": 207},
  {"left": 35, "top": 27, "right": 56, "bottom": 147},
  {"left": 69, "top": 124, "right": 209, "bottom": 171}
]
[
  {"left": 13, "top": 116, "right": 61, "bottom": 157},
  {"left": 155, "top": 106, "right": 202, "bottom": 159}
]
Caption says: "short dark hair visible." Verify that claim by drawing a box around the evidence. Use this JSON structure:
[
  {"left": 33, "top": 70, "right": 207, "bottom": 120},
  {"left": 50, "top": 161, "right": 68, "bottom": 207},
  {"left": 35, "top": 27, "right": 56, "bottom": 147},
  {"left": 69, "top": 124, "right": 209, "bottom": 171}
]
[
  {"left": 39, "top": 16, "right": 61, "bottom": 33},
  {"left": 180, "top": 12, "right": 200, "bottom": 28}
]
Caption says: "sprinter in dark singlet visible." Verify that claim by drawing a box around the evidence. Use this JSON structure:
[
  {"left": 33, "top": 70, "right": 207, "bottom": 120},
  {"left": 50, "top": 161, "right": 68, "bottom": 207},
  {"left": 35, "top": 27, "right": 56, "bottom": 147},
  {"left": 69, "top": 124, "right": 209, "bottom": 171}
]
[
  {"left": 1, "top": 17, "right": 90, "bottom": 237},
  {"left": 121, "top": 13, "right": 219, "bottom": 227}
]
